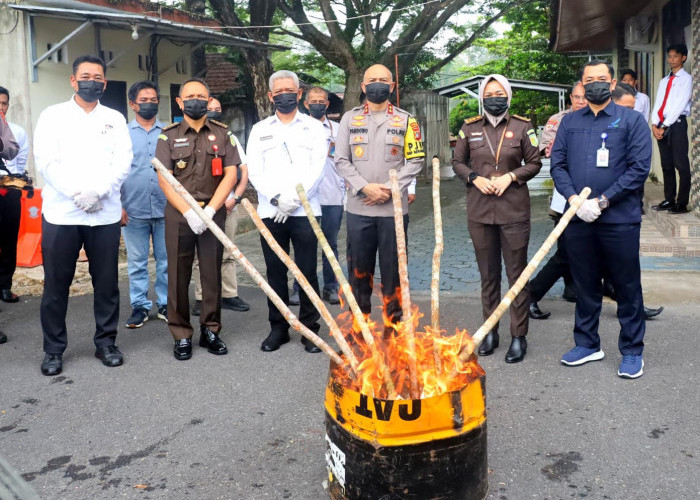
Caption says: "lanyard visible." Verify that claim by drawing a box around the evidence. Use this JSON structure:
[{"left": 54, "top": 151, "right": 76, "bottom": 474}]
[{"left": 483, "top": 119, "right": 509, "bottom": 170}]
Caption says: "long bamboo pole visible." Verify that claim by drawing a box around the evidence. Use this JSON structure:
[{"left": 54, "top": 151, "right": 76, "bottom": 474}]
[
  {"left": 456, "top": 187, "right": 592, "bottom": 367},
  {"left": 240, "top": 199, "right": 359, "bottom": 372},
  {"left": 151, "top": 158, "right": 348, "bottom": 372},
  {"left": 430, "top": 157, "right": 444, "bottom": 373},
  {"left": 295, "top": 184, "right": 397, "bottom": 399},
  {"left": 389, "top": 169, "right": 419, "bottom": 399}
]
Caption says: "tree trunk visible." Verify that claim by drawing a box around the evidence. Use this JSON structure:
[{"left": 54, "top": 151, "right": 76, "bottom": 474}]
[
  {"left": 343, "top": 68, "right": 365, "bottom": 114},
  {"left": 242, "top": 49, "right": 274, "bottom": 121}
]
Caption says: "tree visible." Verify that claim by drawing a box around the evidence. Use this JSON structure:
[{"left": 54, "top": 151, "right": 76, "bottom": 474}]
[
  {"left": 275, "top": 0, "right": 537, "bottom": 112},
  {"left": 206, "top": 0, "right": 278, "bottom": 119}
]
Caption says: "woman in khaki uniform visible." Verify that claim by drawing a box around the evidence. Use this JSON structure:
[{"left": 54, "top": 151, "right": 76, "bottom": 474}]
[{"left": 452, "top": 74, "right": 542, "bottom": 363}]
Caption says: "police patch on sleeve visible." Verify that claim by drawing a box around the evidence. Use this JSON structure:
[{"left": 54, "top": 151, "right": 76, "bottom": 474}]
[
  {"left": 158, "top": 134, "right": 168, "bottom": 141},
  {"left": 404, "top": 117, "right": 425, "bottom": 159},
  {"left": 526, "top": 129, "right": 538, "bottom": 147},
  {"left": 458, "top": 130, "right": 465, "bottom": 139}
]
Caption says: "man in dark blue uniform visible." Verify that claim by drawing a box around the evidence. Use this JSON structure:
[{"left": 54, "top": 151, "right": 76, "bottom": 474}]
[{"left": 550, "top": 60, "right": 651, "bottom": 379}]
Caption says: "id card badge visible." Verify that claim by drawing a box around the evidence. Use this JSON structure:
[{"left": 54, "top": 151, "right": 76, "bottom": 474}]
[
  {"left": 211, "top": 157, "right": 223, "bottom": 176},
  {"left": 596, "top": 147, "right": 609, "bottom": 167},
  {"left": 328, "top": 140, "right": 336, "bottom": 158},
  {"left": 597, "top": 132, "right": 609, "bottom": 167}
]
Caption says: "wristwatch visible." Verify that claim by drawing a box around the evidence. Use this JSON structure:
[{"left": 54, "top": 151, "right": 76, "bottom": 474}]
[
  {"left": 270, "top": 194, "right": 280, "bottom": 206},
  {"left": 232, "top": 194, "right": 241, "bottom": 202},
  {"left": 597, "top": 196, "right": 609, "bottom": 210},
  {"left": 468, "top": 172, "right": 478, "bottom": 184}
]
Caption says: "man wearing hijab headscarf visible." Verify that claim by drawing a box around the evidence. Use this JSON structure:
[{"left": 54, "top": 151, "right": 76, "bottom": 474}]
[{"left": 452, "top": 74, "right": 542, "bottom": 363}]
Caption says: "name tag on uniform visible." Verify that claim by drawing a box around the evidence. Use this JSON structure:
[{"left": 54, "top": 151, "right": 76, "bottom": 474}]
[
  {"left": 328, "top": 140, "right": 335, "bottom": 158},
  {"left": 596, "top": 132, "right": 609, "bottom": 167},
  {"left": 596, "top": 147, "right": 609, "bottom": 167}
]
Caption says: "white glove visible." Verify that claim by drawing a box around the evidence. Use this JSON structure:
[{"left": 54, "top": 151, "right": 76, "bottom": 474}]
[
  {"left": 183, "top": 208, "right": 207, "bottom": 234},
  {"left": 576, "top": 199, "right": 602, "bottom": 223},
  {"left": 203, "top": 205, "right": 216, "bottom": 219},
  {"left": 73, "top": 191, "right": 101, "bottom": 212},
  {"left": 277, "top": 196, "right": 300, "bottom": 215},
  {"left": 273, "top": 207, "right": 289, "bottom": 224}
]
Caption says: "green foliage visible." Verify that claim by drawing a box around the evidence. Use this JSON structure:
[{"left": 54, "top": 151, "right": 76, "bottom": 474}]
[
  {"left": 449, "top": 98, "right": 480, "bottom": 135},
  {"left": 270, "top": 48, "right": 345, "bottom": 89}
]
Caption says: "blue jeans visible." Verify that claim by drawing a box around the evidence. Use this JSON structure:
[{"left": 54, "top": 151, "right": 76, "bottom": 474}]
[{"left": 122, "top": 217, "right": 167, "bottom": 310}]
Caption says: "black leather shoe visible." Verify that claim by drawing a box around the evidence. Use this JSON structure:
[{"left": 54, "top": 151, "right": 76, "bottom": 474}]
[
  {"left": 174, "top": 338, "right": 192, "bottom": 360},
  {"left": 505, "top": 337, "right": 527, "bottom": 363},
  {"left": 288, "top": 291, "right": 300, "bottom": 306},
  {"left": 41, "top": 353, "right": 63, "bottom": 376},
  {"left": 222, "top": 296, "right": 250, "bottom": 312},
  {"left": 652, "top": 200, "right": 674, "bottom": 211},
  {"left": 529, "top": 302, "right": 551, "bottom": 320},
  {"left": 562, "top": 285, "right": 578, "bottom": 303},
  {"left": 644, "top": 306, "right": 664, "bottom": 320},
  {"left": 191, "top": 300, "right": 201, "bottom": 316},
  {"left": 1, "top": 290, "right": 19, "bottom": 303},
  {"left": 95, "top": 345, "right": 124, "bottom": 367},
  {"left": 0, "top": 331, "right": 6, "bottom": 344},
  {"left": 322, "top": 289, "right": 341, "bottom": 305},
  {"left": 302, "top": 337, "right": 322, "bottom": 353},
  {"left": 477, "top": 332, "right": 499, "bottom": 356},
  {"left": 261, "top": 331, "right": 290, "bottom": 352},
  {"left": 199, "top": 326, "right": 228, "bottom": 355},
  {"left": 670, "top": 204, "right": 688, "bottom": 214}
]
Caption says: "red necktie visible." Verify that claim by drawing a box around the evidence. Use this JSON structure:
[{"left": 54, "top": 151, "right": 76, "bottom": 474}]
[{"left": 657, "top": 72, "right": 675, "bottom": 126}]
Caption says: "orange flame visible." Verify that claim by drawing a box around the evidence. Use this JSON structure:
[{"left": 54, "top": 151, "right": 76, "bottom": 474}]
[{"left": 332, "top": 290, "right": 483, "bottom": 400}]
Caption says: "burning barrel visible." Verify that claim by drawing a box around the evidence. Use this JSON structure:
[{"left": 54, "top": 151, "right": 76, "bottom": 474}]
[{"left": 324, "top": 369, "right": 488, "bottom": 500}]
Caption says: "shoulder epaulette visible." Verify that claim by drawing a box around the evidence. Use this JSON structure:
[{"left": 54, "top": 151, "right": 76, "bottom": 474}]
[
  {"left": 464, "top": 115, "right": 483, "bottom": 124},
  {"left": 209, "top": 119, "right": 228, "bottom": 128},
  {"left": 511, "top": 114, "right": 531, "bottom": 122},
  {"left": 162, "top": 122, "right": 179, "bottom": 131}
]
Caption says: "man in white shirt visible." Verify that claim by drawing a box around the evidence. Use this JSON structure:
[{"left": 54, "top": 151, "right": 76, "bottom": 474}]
[
  {"left": 650, "top": 44, "right": 693, "bottom": 214},
  {"left": 33, "top": 55, "right": 132, "bottom": 376},
  {"left": 619, "top": 69, "right": 651, "bottom": 122},
  {"left": 247, "top": 70, "right": 327, "bottom": 353},
  {"left": 0, "top": 86, "right": 29, "bottom": 304}
]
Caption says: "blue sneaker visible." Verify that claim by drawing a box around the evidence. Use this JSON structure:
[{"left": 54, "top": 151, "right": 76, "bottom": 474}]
[
  {"left": 561, "top": 346, "right": 605, "bottom": 366},
  {"left": 618, "top": 355, "right": 644, "bottom": 379}
]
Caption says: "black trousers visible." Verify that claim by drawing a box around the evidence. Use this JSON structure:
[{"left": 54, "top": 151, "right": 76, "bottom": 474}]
[
  {"left": 261, "top": 216, "right": 320, "bottom": 334},
  {"left": 165, "top": 203, "right": 225, "bottom": 340},
  {"left": 565, "top": 221, "right": 645, "bottom": 355},
  {"left": 0, "top": 190, "right": 21, "bottom": 289},
  {"left": 346, "top": 213, "right": 407, "bottom": 325},
  {"left": 657, "top": 116, "right": 691, "bottom": 206},
  {"left": 529, "top": 218, "right": 575, "bottom": 303},
  {"left": 40, "top": 218, "right": 121, "bottom": 354}
]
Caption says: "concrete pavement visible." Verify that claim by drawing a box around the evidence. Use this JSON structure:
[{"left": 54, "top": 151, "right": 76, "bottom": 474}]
[{"left": 1, "top": 178, "right": 699, "bottom": 499}]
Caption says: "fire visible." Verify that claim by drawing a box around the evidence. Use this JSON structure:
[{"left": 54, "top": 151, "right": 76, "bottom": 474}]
[{"left": 331, "top": 290, "right": 484, "bottom": 400}]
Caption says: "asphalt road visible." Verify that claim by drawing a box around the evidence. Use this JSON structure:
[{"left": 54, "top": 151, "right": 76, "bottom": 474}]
[{"left": 1, "top": 285, "right": 698, "bottom": 500}]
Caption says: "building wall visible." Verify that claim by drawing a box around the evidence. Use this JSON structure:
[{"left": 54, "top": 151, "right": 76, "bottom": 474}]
[{"left": 0, "top": 13, "right": 195, "bottom": 182}]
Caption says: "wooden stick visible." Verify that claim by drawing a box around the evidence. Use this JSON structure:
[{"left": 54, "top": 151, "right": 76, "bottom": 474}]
[
  {"left": 240, "top": 199, "right": 359, "bottom": 372},
  {"left": 457, "top": 187, "right": 592, "bottom": 366},
  {"left": 151, "top": 158, "right": 348, "bottom": 372},
  {"left": 430, "top": 157, "right": 444, "bottom": 373},
  {"left": 295, "top": 184, "right": 397, "bottom": 399},
  {"left": 389, "top": 169, "right": 419, "bottom": 399}
]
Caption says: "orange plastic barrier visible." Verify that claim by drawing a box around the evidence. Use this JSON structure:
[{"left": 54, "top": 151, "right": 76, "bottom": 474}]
[{"left": 16, "top": 188, "right": 43, "bottom": 267}]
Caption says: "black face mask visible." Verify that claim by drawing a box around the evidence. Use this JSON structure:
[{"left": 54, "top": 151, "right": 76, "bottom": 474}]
[
  {"left": 584, "top": 81, "right": 612, "bottom": 105},
  {"left": 76, "top": 80, "right": 105, "bottom": 103},
  {"left": 206, "top": 111, "right": 223, "bottom": 122},
  {"left": 364, "top": 82, "right": 391, "bottom": 104},
  {"left": 307, "top": 103, "right": 327, "bottom": 119},
  {"left": 273, "top": 93, "right": 299, "bottom": 114},
  {"left": 137, "top": 102, "right": 159, "bottom": 120},
  {"left": 182, "top": 99, "right": 208, "bottom": 119},
  {"left": 482, "top": 97, "right": 509, "bottom": 116}
]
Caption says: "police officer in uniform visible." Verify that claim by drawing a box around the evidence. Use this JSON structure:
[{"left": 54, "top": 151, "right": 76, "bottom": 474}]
[
  {"left": 452, "top": 74, "right": 542, "bottom": 363},
  {"left": 551, "top": 60, "right": 651, "bottom": 379},
  {"left": 336, "top": 64, "right": 424, "bottom": 330},
  {"left": 156, "top": 78, "right": 240, "bottom": 361}
]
